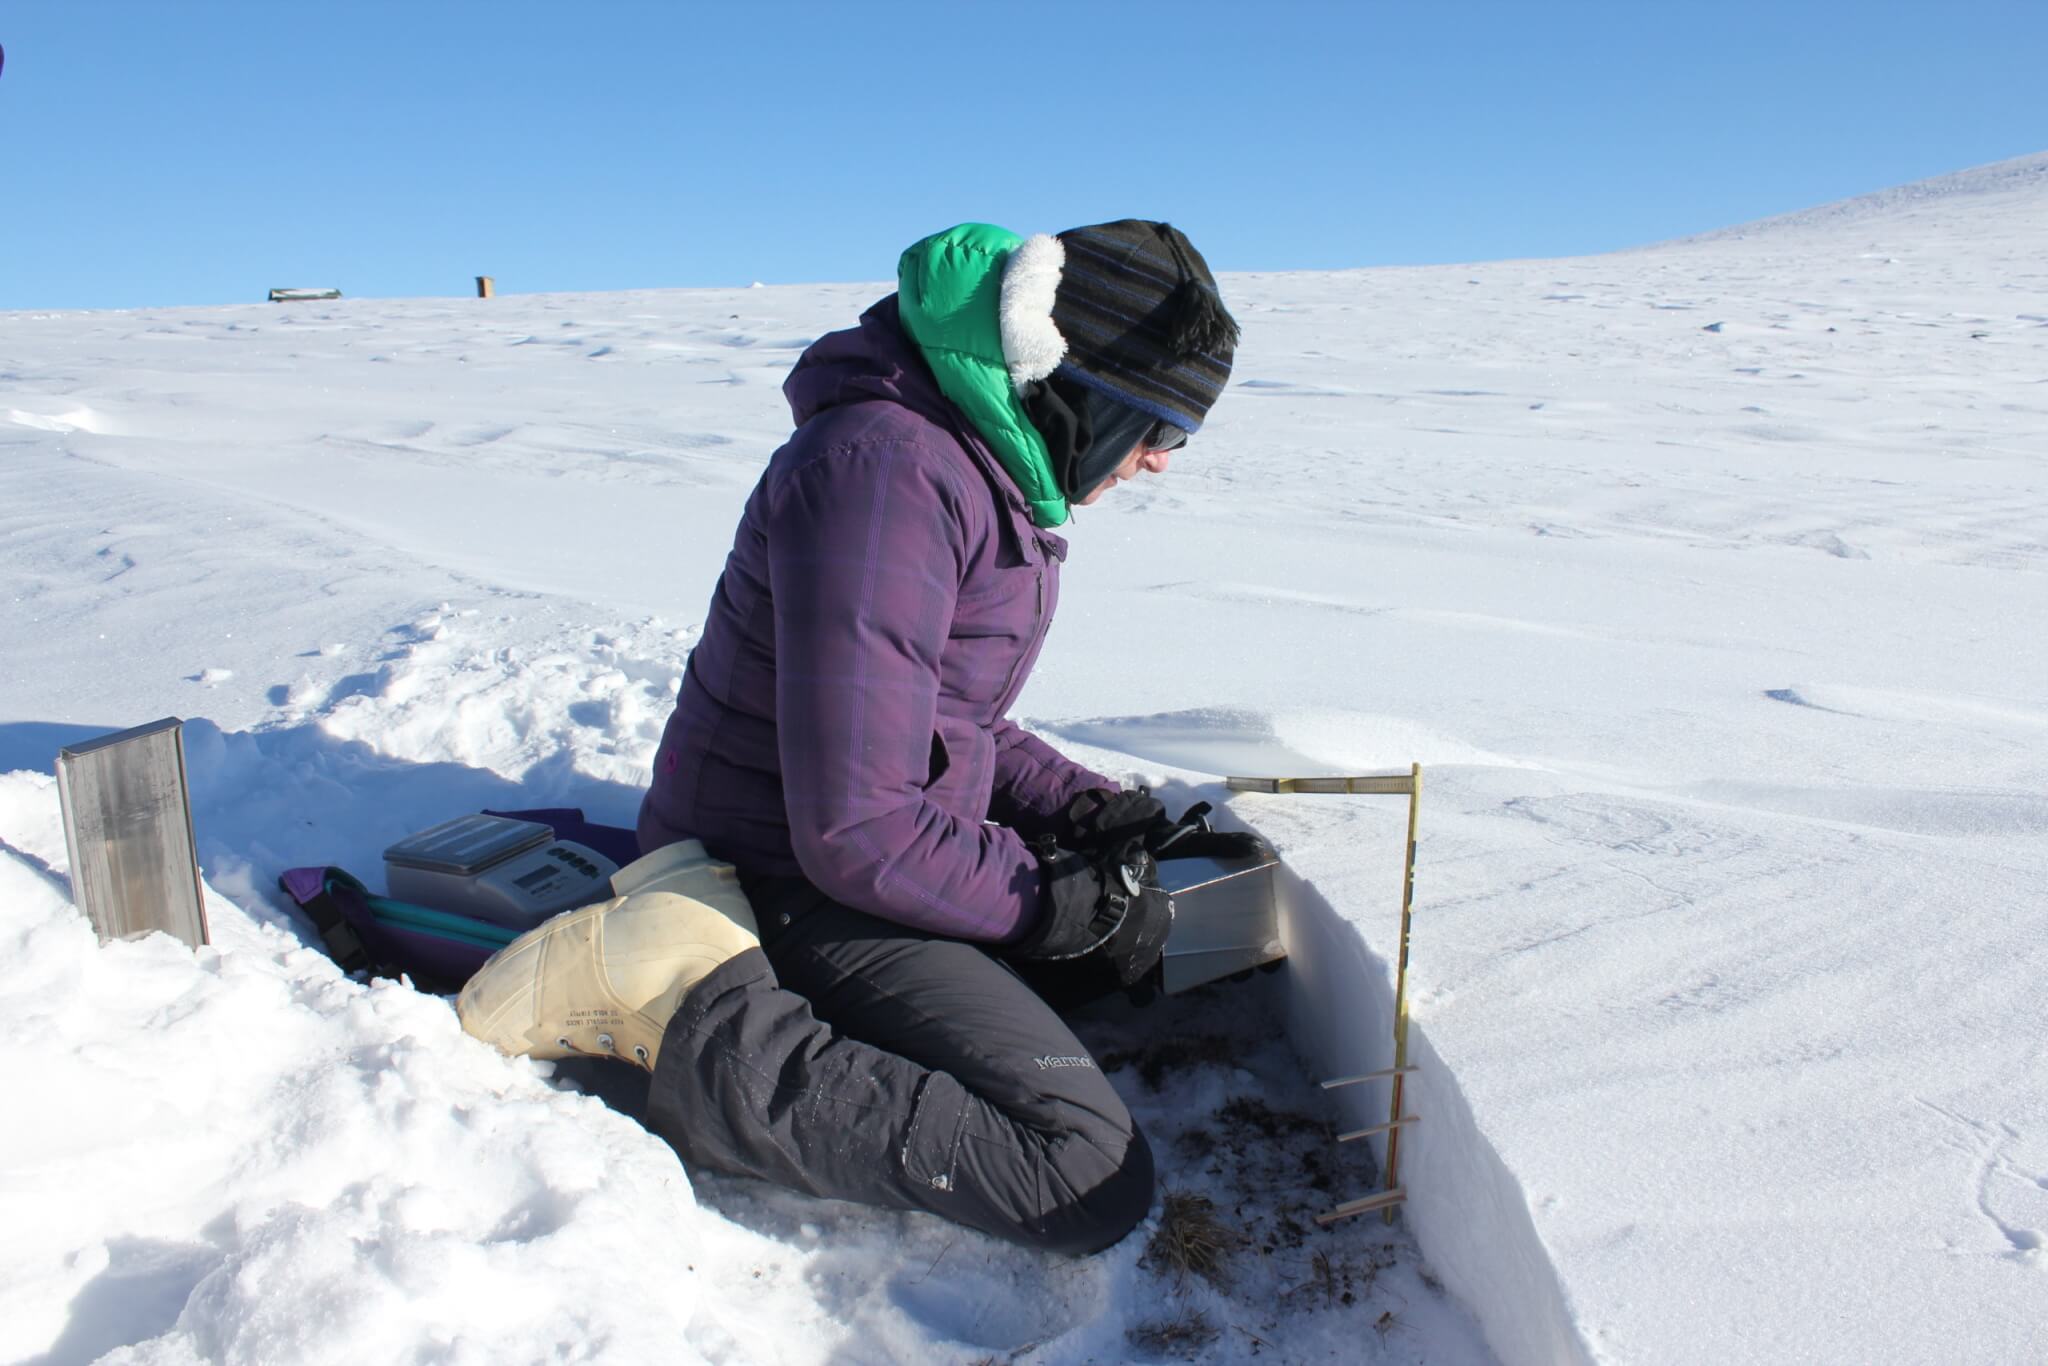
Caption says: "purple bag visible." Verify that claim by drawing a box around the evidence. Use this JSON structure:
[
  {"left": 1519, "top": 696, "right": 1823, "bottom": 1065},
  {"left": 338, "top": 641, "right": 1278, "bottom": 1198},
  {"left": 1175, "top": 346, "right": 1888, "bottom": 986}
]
[{"left": 278, "top": 808, "right": 639, "bottom": 992}]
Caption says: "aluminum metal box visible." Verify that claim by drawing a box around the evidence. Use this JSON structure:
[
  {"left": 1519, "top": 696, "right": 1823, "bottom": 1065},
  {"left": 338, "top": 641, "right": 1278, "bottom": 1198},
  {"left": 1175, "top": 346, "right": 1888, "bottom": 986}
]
[{"left": 1157, "top": 849, "right": 1286, "bottom": 994}]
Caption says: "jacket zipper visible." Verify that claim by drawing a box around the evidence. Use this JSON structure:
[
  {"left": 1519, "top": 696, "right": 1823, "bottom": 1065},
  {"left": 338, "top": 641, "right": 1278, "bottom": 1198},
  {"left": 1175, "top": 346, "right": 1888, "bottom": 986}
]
[{"left": 995, "top": 565, "right": 1046, "bottom": 713}]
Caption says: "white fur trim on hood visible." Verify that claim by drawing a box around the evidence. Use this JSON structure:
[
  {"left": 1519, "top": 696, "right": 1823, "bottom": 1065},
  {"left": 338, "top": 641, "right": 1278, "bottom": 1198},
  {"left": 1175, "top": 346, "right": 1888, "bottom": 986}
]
[{"left": 999, "top": 233, "right": 1066, "bottom": 392}]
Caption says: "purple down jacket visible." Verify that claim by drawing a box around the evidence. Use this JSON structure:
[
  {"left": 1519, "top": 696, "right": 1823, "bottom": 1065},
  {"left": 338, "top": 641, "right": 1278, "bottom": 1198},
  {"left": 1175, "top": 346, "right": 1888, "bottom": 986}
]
[{"left": 637, "top": 296, "right": 1113, "bottom": 942}]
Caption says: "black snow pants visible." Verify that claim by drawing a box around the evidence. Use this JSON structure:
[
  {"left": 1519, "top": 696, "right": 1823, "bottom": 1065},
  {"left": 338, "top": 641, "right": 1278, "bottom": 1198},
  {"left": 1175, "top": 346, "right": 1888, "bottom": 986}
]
[{"left": 642, "top": 874, "right": 1154, "bottom": 1256}]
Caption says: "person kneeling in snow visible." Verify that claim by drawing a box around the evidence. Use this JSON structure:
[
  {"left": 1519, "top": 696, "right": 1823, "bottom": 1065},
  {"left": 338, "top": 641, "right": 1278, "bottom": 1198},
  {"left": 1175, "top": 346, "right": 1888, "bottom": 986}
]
[{"left": 459, "top": 221, "right": 1239, "bottom": 1255}]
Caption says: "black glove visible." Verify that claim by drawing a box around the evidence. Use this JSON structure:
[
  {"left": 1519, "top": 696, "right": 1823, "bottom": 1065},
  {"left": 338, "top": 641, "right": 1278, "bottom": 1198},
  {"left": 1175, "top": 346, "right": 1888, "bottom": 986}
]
[
  {"left": 1049, "top": 791, "right": 1271, "bottom": 864},
  {"left": 1049, "top": 789, "right": 1171, "bottom": 855},
  {"left": 1010, "top": 837, "right": 1175, "bottom": 988},
  {"left": 1147, "top": 801, "right": 1274, "bottom": 863}
]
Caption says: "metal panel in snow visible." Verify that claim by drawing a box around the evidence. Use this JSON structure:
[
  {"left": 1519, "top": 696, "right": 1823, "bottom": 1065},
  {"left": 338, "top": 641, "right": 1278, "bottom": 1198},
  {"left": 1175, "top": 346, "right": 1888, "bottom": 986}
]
[{"left": 56, "top": 718, "right": 210, "bottom": 949}]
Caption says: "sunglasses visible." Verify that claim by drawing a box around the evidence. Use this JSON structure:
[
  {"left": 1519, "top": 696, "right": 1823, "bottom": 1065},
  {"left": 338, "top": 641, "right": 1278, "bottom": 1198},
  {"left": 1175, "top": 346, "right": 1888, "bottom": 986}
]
[{"left": 1142, "top": 418, "right": 1190, "bottom": 453}]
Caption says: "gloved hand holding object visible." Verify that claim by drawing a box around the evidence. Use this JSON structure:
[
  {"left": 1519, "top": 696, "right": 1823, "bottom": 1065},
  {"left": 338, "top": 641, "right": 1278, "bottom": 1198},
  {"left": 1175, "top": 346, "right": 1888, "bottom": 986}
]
[
  {"left": 1146, "top": 800, "right": 1272, "bottom": 862},
  {"left": 1010, "top": 837, "right": 1175, "bottom": 988},
  {"left": 1049, "top": 789, "right": 1172, "bottom": 854},
  {"left": 1053, "top": 791, "right": 1272, "bottom": 863}
]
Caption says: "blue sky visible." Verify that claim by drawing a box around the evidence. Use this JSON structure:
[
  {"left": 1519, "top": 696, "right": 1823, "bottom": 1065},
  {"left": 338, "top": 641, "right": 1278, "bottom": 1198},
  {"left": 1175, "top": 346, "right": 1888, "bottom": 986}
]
[{"left": 3, "top": 1, "right": 2043, "bottom": 311}]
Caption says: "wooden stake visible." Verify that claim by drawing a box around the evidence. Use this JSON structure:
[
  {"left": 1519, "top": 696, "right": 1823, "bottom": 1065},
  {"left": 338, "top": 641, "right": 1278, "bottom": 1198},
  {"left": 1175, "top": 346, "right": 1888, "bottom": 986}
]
[
  {"left": 1337, "top": 1115, "right": 1421, "bottom": 1144},
  {"left": 1315, "top": 1188, "right": 1406, "bottom": 1225},
  {"left": 1225, "top": 763, "right": 1427, "bottom": 1223},
  {"left": 1227, "top": 773, "right": 1416, "bottom": 796},
  {"left": 1383, "top": 763, "right": 1422, "bottom": 1221},
  {"left": 1319, "top": 1065, "right": 1419, "bottom": 1090}
]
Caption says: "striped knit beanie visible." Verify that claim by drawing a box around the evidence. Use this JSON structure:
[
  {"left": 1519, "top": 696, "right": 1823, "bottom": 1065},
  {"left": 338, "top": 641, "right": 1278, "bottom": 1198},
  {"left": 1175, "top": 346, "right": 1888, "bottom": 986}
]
[{"left": 998, "top": 220, "right": 1238, "bottom": 436}]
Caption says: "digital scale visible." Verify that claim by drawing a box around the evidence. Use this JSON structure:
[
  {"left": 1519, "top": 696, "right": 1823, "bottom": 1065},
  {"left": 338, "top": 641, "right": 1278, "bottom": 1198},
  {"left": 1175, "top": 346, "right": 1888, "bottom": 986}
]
[{"left": 383, "top": 814, "right": 620, "bottom": 932}]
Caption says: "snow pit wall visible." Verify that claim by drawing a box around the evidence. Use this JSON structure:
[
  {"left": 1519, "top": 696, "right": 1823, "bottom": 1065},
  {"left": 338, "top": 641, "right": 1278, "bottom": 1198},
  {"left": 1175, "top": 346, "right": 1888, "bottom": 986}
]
[{"left": 1276, "top": 864, "right": 1597, "bottom": 1366}]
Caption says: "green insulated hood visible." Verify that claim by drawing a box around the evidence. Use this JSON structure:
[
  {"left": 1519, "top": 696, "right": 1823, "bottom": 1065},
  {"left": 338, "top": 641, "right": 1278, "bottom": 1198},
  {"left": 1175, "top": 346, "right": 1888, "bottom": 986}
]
[{"left": 895, "top": 223, "right": 1068, "bottom": 529}]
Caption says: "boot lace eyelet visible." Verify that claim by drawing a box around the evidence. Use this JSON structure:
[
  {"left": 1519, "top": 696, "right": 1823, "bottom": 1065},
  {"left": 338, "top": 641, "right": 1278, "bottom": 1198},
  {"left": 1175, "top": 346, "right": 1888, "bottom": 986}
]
[
  {"left": 633, "top": 1045, "right": 650, "bottom": 1064},
  {"left": 596, "top": 1033, "right": 616, "bottom": 1052}
]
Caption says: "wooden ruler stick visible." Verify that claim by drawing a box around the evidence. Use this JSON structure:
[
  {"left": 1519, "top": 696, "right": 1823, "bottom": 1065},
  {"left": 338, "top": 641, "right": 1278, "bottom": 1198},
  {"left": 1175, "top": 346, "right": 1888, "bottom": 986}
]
[
  {"left": 1319, "top": 1065, "right": 1419, "bottom": 1090},
  {"left": 1337, "top": 1115, "right": 1422, "bottom": 1144},
  {"left": 1383, "top": 763, "right": 1423, "bottom": 1220},
  {"left": 1314, "top": 1189, "right": 1407, "bottom": 1225},
  {"left": 1224, "top": 762, "right": 1425, "bottom": 1224},
  {"left": 1226, "top": 773, "right": 1417, "bottom": 796}
]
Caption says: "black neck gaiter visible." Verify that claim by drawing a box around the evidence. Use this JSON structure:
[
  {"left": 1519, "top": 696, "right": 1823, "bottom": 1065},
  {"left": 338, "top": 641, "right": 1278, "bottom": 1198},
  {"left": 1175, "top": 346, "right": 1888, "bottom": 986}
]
[{"left": 1022, "top": 372, "right": 1156, "bottom": 501}]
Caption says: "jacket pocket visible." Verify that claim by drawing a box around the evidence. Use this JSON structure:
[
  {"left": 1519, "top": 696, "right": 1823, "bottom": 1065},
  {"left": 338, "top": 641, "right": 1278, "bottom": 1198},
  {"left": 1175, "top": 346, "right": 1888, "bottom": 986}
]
[
  {"left": 926, "top": 715, "right": 994, "bottom": 827},
  {"left": 901, "top": 1071, "right": 968, "bottom": 1193}
]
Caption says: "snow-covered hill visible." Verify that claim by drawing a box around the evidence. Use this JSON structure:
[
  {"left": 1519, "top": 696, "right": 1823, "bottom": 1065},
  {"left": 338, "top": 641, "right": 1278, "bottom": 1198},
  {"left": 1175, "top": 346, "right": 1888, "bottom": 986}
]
[
  {"left": 1676, "top": 148, "right": 2048, "bottom": 241},
  {"left": 4, "top": 153, "right": 2044, "bottom": 1364}
]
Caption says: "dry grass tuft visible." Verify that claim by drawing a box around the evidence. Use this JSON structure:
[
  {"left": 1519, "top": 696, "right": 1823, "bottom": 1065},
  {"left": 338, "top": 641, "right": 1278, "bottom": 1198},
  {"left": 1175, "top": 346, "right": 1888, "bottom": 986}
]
[
  {"left": 1145, "top": 1190, "right": 1242, "bottom": 1285},
  {"left": 1127, "top": 1309, "right": 1220, "bottom": 1356}
]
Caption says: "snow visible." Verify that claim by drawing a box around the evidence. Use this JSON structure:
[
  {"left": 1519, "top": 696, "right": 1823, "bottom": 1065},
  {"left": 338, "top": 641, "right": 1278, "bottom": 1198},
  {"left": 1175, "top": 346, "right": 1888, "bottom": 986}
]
[{"left": 4, "top": 149, "right": 2046, "bottom": 1362}]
